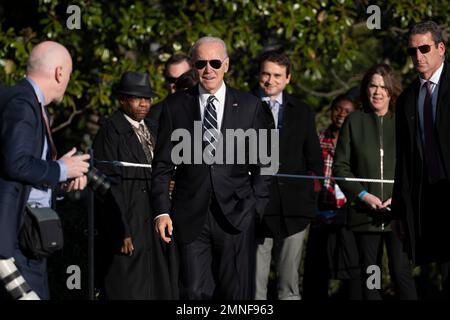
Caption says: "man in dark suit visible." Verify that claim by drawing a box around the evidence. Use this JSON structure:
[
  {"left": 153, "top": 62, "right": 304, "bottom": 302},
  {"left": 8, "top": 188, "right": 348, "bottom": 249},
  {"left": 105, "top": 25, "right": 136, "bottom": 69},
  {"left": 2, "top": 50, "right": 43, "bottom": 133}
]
[
  {"left": 392, "top": 21, "right": 450, "bottom": 297},
  {"left": 147, "top": 54, "right": 195, "bottom": 137},
  {"left": 93, "top": 71, "right": 178, "bottom": 299},
  {"left": 0, "top": 41, "right": 90, "bottom": 299},
  {"left": 151, "top": 36, "right": 270, "bottom": 299},
  {"left": 253, "top": 51, "right": 323, "bottom": 300}
]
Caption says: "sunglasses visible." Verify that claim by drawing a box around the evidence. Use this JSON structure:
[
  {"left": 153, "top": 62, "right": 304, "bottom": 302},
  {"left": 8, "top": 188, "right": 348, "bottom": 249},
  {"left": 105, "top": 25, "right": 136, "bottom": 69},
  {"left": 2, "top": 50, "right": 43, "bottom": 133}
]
[
  {"left": 165, "top": 76, "right": 178, "bottom": 84},
  {"left": 194, "top": 59, "right": 225, "bottom": 70},
  {"left": 407, "top": 44, "right": 432, "bottom": 56}
]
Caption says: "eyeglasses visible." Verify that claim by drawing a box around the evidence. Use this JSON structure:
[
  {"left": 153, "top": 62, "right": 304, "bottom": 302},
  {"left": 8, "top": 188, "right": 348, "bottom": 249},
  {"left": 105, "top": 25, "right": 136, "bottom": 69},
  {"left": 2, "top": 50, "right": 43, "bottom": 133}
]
[
  {"left": 165, "top": 76, "right": 178, "bottom": 84},
  {"left": 407, "top": 44, "right": 432, "bottom": 56},
  {"left": 194, "top": 59, "right": 226, "bottom": 70}
]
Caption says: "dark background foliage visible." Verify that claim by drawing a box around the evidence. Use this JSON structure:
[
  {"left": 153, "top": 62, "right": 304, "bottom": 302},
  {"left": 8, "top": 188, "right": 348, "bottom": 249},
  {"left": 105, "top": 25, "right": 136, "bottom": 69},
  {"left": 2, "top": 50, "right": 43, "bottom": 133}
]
[{"left": 1, "top": 0, "right": 449, "bottom": 299}]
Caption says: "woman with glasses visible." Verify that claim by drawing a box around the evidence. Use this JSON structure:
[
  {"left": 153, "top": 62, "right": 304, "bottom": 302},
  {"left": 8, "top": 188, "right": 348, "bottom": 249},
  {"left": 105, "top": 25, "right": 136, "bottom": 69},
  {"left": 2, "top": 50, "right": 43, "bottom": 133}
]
[{"left": 333, "top": 64, "right": 417, "bottom": 300}]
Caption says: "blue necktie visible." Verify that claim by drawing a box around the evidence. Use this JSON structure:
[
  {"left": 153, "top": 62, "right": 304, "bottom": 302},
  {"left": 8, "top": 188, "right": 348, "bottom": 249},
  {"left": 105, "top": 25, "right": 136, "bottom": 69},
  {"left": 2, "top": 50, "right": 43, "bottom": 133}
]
[
  {"left": 203, "top": 95, "right": 218, "bottom": 158},
  {"left": 271, "top": 100, "right": 284, "bottom": 129}
]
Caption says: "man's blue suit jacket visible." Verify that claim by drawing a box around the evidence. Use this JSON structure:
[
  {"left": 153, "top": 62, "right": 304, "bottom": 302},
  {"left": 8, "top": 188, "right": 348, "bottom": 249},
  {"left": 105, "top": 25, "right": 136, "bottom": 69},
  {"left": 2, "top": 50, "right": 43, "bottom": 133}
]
[{"left": 0, "top": 79, "right": 60, "bottom": 259}]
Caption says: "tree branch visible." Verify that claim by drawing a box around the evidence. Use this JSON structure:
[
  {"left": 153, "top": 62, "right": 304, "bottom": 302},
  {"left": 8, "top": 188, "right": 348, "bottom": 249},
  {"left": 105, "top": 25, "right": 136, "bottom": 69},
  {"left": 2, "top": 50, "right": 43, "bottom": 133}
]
[
  {"left": 297, "top": 74, "right": 362, "bottom": 98},
  {"left": 51, "top": 106, "right": 85, "bottom": 133},
  {"left": 331, "top": 69, "right": 350, "bottom": 89}
]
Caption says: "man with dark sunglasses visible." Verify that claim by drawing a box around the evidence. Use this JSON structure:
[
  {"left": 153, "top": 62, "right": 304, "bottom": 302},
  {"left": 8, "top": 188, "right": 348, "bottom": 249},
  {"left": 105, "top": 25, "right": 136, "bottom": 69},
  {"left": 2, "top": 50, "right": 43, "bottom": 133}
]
[
  {"left": 151, "top": 36, "right": 270, "bottom": 299},
  {"left": 148, "top": 54, "right": 194, "bottom": 134},
  {"left": 164, "top": 54, "right": 191, "bottom": 94},
  {"left": 393, "top": 20, "right": 450, "bottom": 298}
]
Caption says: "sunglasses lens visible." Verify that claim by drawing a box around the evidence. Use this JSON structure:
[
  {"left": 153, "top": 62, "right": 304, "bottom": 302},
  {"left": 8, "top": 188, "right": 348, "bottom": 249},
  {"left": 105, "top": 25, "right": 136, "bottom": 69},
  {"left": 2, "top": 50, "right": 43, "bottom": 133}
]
[
  {"left": 418, "top": 45, "right": 431, "bottom": 54},
  {"left": 194, "top": 60, "right": 207, "bottom": 69},
  {"left": 209, "top": 60, "right": 222, "bottom": 69},
  {"left": 166, "top": 76, "right": 177, "bottom": 84},
  {"left": 408, "top": 45, "right": 432, "bottom": 56}
]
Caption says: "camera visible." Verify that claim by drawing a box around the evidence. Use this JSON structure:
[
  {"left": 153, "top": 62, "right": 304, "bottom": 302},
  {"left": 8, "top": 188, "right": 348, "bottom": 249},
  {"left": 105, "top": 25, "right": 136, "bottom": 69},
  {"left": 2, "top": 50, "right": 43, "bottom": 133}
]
[
  {"left": 0, "top": 258, "right": 40, "bottom": 300},
  {"left": 87, "top": 167, "right": 111, "bottom": 195}
]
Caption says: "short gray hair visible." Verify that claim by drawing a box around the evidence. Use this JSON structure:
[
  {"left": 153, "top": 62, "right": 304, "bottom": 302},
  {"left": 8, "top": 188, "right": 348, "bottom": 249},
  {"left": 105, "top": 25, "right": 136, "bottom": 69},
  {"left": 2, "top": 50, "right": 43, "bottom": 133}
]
[
  {"left": 190, "top": 36, "right": 228, "bottom": 59},
  {"left": 409, "top": 21, "right": 444, "bottom": 45}
]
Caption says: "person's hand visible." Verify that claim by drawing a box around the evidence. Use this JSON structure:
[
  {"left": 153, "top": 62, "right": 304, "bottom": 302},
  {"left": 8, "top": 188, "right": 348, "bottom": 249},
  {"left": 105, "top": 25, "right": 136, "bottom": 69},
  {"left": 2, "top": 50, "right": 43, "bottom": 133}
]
[
  {"left": 361, "top": 192, "right": 384, "bottom": 210},
  {"left": 154, "top": 215, "right": 173, "bottom": 243},
  {"left": 61, "top": 176, "right": 88, "bottom": 192},
  {"left": 121, "top": 237, "right": 134, "bottom": 256},
  {"left": 60, "top": 147, "right": 90, "bottom": 179},
  {"left": 381, "top": 198, "right": 392, "bottom": 209},
  {"left": 169, "top": 180, "right": 175, "bottom": 194}
]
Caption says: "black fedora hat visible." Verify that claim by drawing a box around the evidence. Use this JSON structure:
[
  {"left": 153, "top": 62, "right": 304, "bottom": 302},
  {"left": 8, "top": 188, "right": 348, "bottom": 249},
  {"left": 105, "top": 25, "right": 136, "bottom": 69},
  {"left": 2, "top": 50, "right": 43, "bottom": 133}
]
[{"left": 116, "top": 71, "right": 154, "bottom": 98}]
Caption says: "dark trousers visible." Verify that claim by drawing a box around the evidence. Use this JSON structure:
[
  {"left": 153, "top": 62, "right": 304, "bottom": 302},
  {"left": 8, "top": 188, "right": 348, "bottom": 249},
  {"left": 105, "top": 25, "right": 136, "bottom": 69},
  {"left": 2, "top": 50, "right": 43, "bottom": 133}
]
[
  {"left": 0, "top": 248, "right": 49, "bottom": 300},
  {"left": 303, "top": 224, "right": 361, "bottom": 300},
  {"left": 416, "top": 179, "right": 450, "bottom": 298},
  {"left": 440, "top": 262, "right": 450, "bottom": 298},
  {"left": 178, "top": 198, "right": 255, "bottom": 300},
  {"left": 355, "top": 231, "right": 417, "bottom": 300},
  {"left": 14, "top": 247, "right": 49, "bottom": 300}
]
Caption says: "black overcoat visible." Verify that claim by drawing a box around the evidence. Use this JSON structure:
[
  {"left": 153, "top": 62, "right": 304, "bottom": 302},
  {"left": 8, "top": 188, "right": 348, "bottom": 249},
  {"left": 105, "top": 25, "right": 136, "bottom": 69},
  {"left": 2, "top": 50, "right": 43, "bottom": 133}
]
[{"left": 93, "top": 110, "right": 178, "bottom": 299}]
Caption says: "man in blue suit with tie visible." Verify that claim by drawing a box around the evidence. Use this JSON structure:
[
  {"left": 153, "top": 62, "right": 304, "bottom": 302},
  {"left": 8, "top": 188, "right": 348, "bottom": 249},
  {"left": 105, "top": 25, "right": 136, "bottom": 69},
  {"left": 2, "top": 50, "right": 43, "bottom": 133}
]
[{"left": 0, "top": 41, "right": 90, "bottom": 300}]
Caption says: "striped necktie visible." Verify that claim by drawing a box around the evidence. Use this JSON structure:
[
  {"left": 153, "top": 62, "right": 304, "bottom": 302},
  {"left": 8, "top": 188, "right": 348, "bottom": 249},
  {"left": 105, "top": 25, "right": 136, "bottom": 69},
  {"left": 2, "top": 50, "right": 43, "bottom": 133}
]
[
  {"left": 203, "top": 95, "right": 219, "bottom": 158},
  {"left": 133, "top": 123, "right": 153, "bottom": 164}
]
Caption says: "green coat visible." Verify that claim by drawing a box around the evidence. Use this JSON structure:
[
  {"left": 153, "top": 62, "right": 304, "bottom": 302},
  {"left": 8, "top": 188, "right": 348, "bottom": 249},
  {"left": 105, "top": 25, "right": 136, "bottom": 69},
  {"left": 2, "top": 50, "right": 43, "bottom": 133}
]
[{"left": 333, "top": 109, "right": 395, "bottom": 232}]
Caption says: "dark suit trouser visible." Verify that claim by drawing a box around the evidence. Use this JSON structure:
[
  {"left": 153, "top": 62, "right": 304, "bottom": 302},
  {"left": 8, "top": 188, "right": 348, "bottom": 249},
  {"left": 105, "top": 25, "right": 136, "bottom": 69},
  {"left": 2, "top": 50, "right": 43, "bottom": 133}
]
[
  {"left": 417, "top": 179, "right": 450, "bottom": 298},
  {"left": 355, "top": 231, "right": 417, "bottom": 300},
  {"left": 303, "top": 224, "right": 362, "bottom": 300},
  {"left": 178, "top": 197, "right": 255, "bottom": 300},
  {"left": 0, "top": 247, "right": 49, "bottom": 300}
]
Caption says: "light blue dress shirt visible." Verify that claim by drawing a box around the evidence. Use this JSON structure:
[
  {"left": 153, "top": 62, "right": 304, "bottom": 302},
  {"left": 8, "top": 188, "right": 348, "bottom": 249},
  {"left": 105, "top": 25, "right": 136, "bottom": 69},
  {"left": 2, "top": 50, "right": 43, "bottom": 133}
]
[{"left": 26, "top": 77, "right": 67, "bottom": 208}]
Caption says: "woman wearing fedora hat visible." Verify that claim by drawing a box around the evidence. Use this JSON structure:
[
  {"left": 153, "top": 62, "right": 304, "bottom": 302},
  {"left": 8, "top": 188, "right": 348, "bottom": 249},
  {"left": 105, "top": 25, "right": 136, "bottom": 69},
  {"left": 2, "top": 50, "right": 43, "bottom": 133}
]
[{"left": 93, "top": 71, "right": 178, "bottom": 300}]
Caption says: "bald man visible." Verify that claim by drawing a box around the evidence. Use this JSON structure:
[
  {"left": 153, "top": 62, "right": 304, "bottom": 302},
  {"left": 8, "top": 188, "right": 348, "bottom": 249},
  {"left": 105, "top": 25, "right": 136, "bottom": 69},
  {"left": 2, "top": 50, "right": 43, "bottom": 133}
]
[{"left": 0, "top": 41, "right": 90, "bottom": 300}]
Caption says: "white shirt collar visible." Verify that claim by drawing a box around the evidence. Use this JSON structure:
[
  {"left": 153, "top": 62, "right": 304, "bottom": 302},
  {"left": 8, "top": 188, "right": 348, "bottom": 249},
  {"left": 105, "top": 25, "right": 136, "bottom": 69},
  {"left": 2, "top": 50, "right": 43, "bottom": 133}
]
[
  {"left": 199, "top": 81, "right": 226, "bottom": 106},
  {"left": 261, "top": 91, "right": 283, "bottom": 106},
  {"left": 272, "top": 92, "right": 283, "bottom": 106},
  {"left": 419, "top": 61, "right": 444, "bottom": 87},
  {"left": 26, "top": 77, "right": 46, "bottom": 106},
  {"left": 123, "top": 112, "right": 144, "bottom": 129}
]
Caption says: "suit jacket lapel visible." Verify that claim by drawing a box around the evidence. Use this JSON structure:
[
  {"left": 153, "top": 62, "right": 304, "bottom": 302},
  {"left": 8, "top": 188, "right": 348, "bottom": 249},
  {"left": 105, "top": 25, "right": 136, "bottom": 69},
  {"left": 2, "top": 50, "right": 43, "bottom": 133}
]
[
  {"left": 404, "top": 79, "right": 423, "bottom": 159},
  {"left": 111, "top": 111, "right": 148, "bottom": 164},
  {"left": 220, "top": 85, "right": 237, "bottom": 134},
  {"left": 437, "top": 63, "right": 450, "bottom": 134},
  {"left": 189, "top": 86, "right": 201, "bottom": 123},
  {"left": 280, "top": 92, "right": 294, "bottom": 149}
]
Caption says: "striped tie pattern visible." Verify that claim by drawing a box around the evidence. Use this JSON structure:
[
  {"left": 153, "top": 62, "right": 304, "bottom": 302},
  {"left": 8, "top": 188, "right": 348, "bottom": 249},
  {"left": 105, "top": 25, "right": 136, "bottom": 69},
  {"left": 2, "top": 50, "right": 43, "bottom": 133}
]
[
  {"left": 132, "top": 123, "right": 154, "bottom": 164},
  {"left": 203, "top": 95, "right": 219, "bottom": 158}
]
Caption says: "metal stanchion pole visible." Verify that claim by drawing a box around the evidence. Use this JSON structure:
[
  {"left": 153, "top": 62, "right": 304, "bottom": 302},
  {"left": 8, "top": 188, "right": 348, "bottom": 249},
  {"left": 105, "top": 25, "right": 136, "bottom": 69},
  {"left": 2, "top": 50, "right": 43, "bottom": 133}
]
[{"left": 87, "top": 148, "right": 95, "bottom": 300}]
